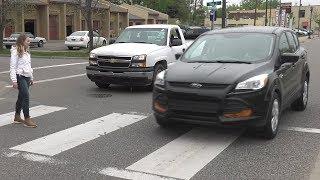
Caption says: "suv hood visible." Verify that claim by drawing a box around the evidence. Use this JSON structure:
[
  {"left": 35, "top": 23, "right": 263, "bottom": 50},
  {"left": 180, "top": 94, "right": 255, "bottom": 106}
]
[
  {"left": 91, "top": 43, "right": 165, "bottom": 57},
  {"left": 166, "top": 61, "right": 268, "bottom": 85}
]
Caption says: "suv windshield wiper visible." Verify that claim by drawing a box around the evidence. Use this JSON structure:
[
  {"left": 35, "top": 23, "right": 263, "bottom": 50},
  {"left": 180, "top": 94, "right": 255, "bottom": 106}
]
[
  {"left": 132, "top": 41, "right": 153, "bottom": 44},
  {"left": 116, "top": 41, "right": 128, "bottom": 43},
  {"left": 215, "top": 60, "right": 252, "bottom": 64}
]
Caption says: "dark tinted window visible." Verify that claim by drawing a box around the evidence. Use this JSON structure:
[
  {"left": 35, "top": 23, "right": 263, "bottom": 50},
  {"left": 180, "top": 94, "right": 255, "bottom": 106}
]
[
  {"left": 286, "top": 32, "right": 297, "bottom": 52},
  {"left": 279, "top": 34, "right": 290, "bottom": 53},
  {"left": 292, "top": 32, "right": 299, "bottom": 48}
]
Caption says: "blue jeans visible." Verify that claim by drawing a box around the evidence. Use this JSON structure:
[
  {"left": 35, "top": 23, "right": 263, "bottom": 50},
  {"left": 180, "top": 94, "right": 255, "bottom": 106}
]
[{"left": 15, "top": 75, "right": 30, "bottom": 119}]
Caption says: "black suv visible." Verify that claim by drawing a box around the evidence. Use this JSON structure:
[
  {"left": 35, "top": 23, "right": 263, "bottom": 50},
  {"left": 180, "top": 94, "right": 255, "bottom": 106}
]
[{"left": 153, "top": 27, "right": 310, "bottom": 139}]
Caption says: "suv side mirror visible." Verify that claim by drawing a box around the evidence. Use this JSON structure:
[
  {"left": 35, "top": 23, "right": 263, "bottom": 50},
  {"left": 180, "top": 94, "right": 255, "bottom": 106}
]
[
  {"left": 109, "top": 38, "right": 116, "bottom": 44},
  {"left": 170, "top": 39, "right": 182, "bottom": 47},
  {"left": 280, "top": 52, "right": 299, "bottom": 64}
]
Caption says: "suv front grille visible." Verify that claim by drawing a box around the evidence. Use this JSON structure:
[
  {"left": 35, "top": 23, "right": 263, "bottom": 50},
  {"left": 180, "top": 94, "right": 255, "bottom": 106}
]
[{"left": 168, "top": 82, "right": 229, "bottom": 89}]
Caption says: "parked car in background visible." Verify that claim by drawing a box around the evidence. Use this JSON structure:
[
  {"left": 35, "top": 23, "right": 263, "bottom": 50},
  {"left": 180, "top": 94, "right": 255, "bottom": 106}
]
[
  {"left": 153, "top": 27, "right": 310, "bottom": 139},
  {"left": 293, "top": 28, "right": 308, "bottom": 36},
  {"left": 65, "top": 31, "right": 107, "bottom": 50},
  {"left": 3, "top": 32, "right": 47, "bottom": 49},
  {"left": 86, "top": 24, "right": 190, "bottom": 89},
  {"left": 184, "top": 26, "right": 211, "bottom": 39}
]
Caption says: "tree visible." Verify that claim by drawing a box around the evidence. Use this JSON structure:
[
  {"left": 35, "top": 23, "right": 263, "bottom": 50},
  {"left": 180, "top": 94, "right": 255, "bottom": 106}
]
[
  {"left": 0, "top": 0, "right": 31, "bottom": 49},
  {"left": 74, "top": 0, "right": 103, "bottom": 51},
  {"left": 313, "top": 10, "right": 320, "bottom": 30}
]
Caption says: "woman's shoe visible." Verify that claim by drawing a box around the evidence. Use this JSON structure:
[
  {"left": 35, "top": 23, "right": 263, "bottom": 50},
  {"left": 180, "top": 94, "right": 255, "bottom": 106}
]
[{"left": 24, "top": 118, "right": 37, "bottom": 128}]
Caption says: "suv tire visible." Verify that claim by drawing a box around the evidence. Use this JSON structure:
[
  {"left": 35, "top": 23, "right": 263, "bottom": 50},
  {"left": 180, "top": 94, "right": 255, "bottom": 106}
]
[
  {"left": 291, "top": 78, "right": 309, "bottom": 111},
  {"left": 263, "top": 93, "right": 281, "bottom": 139},
  {"left": 155, "top": 114, "right": 172, "bottom": 127}
]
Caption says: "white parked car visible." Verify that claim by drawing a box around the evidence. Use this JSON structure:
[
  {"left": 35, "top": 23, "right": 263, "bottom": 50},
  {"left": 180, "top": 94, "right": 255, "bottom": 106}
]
[
  {"left": 3, "top": 32, "right": 47, "bottom": 49},
  {"left": 86, "top": 24, "right": 191, "bottom": 88},
  {"left": 65, "top": 31, "right": 107, "bottom": 50}
]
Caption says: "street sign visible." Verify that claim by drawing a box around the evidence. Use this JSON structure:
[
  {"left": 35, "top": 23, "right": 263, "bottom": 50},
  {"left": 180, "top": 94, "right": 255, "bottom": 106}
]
[{"left": 207, "top": 1, "right": 221, "bottom": 7}]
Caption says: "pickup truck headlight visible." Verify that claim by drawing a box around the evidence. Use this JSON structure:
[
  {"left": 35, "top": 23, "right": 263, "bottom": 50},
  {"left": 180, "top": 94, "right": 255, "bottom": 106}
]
[
  {"left": 131, "top": 54, "right": 147, "bottom": 67},
  {"left": 235, "top": 74, "right": 268, "bottom": 90},
  {"left": 155, "top": 70, "right": 166, "bottom": 86},
  {"left": 89, "top": 53, "right": 98, "bottom": 65}
]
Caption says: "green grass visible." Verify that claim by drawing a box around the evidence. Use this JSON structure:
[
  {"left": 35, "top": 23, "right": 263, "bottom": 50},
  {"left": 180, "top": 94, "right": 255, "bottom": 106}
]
[{"left": 0, "top": 49, "right": 89, "bottom": 58}]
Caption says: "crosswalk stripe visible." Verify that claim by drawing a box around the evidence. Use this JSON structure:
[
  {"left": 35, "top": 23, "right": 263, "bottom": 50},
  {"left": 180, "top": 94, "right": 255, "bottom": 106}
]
[
  {"left": 0, "top": 105, "right": 67, "bottom": 127},
  {"left": 283, "top": 126, "right": 320, "bottom": 134},
  {"left": 100, "top": 167, "right": 177, "bottom": 180},
  {"left": 10, "top": 113, "right": 147, "bottom": 156},
  {"left": 126, "top": 128, "right": 241, "bottom": 180}
]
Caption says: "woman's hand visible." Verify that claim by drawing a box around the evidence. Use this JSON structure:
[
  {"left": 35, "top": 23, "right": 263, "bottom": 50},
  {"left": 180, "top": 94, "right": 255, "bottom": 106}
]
[
  {"left": 30, "top": 80, "right": 34, "bottom": 86},
  {"left": 13, "top": 82, "right": 18, "bottom": 89}
]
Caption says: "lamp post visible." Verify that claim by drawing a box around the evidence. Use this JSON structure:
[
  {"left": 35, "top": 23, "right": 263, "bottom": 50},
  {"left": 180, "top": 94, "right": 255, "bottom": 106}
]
[
  {"left": 265, "top": 0, "right": 268, "bottom": 26},
  {"left": 298, "top": 0, "right": 302, "bottom": 29},
  {"left": 309, "top": 6, "right": 313, "bottom": 39}
]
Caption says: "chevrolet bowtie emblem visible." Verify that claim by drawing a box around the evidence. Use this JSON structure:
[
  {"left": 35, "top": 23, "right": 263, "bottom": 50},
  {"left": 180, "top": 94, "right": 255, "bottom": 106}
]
[{"left": 190, "top": 83, "right": 202, "bottom": 88}]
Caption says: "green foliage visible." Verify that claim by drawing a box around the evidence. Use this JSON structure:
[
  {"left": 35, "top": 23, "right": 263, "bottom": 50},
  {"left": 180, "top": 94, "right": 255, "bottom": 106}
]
[
  {"left": 313, "top": 10, "right": 320, "bottom": 29},
  {"left": 240, "top": 0, "right": 279, "bottom": 10}
]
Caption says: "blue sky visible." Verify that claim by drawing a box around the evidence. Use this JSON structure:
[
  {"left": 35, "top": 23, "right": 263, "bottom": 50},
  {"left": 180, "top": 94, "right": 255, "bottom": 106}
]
[{"left": 204, "top": 0, "right": 320, "bottom": 6}]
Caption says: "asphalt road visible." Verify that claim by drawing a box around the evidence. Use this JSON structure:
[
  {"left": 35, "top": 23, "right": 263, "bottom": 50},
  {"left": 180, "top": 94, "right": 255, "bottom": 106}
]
[{"left": 0, "top": 38, "right": 320, "bottom": 180}]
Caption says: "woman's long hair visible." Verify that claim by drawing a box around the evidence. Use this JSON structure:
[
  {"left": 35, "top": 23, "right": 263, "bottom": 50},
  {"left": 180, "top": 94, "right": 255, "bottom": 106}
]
[{"left": 15, "top": 34, "right": 29, "bottom": 58}]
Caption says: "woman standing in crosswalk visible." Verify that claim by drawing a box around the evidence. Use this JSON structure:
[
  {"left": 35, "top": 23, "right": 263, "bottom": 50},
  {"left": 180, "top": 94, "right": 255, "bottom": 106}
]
[{"left": 10, "top": 34, "right": 37, "bottom": 128}]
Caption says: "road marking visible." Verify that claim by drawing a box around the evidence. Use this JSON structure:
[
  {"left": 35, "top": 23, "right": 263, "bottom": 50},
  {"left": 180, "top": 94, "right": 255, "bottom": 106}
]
[
  {"left": 283, "top": 127, "right": 320, "bottom": 134},
  {"left": 106, "top": 128, "right": 241, "bottom": 180},
  {"left": 5, "top": 73, "right": 86, "bottom": 87},
  {"left": 0, "top": 98, "right": 4, "bottom": 101},
  {"left": 10, "top": 113, "right": 147, "bottom": 156},
  {"left": 0, "top": 105, "right": 67, "bottom": 127},
  {"left": 0, "top": 62, "right": 88, "bottom": 74},
  {"left": 99, "top": 167, "right": 177, "bottom": 180}
]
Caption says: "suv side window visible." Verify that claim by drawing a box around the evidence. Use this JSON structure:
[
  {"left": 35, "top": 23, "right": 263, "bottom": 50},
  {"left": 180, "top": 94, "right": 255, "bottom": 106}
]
[
  {"left": 291, "top": 32, "right": 300, "bottom": 48},
  {"left": 286, "top": 32, "right": 297, "bottom": 53},
  {"left": 170, "top": 29, "right": 179, "bottom": 39},
  {"left": 279, "top": 33, "right": 290, "bottom": 53}
]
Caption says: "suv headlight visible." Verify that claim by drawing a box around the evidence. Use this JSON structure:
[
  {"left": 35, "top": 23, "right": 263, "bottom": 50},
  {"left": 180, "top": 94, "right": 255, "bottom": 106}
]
[
  {"left": 131, "top": 54, "right": 147, "bottom": 67},
  {"left": 235, "top": 74, "right": 268, "bottom": 90},
  {"left": 155, "top": 70, "right": 166, "bottom": 86},
  {"left": 89, "top": 53, "right": 98, "bottom": 65}
]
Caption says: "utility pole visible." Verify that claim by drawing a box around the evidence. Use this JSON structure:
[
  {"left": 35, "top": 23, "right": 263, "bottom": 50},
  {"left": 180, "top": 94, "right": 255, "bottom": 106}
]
[
  {"left": 222, "top": 0, "right": 226, "bottom": 28},
  {"left": 269, "top": 0, "right": 272, "bottom": 26},
  {"left": 298, "top": 0, "right": 302, "bottom": 29},
  {"left": 254, "top": 0, "right": 258, "bottom": 26},
  {"left": 265, "top": 0, "right": 268, "bottom": 26},
  {"left": 309, "top": 6, "right": 313, "bottom": 39}
]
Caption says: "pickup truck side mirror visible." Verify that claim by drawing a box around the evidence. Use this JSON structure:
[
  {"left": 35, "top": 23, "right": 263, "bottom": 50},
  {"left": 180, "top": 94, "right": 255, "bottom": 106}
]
[
  {"left": 170, "top": 39, "right": 182, "bottom": 47},
  {"left": 175, "top": 53, "right": 183, "bottom": 60},
  {"left": 280, "top": 52, "right": 299, "bottom": 64},
  {"left": 109, "top": 38, "right": 116, "bottom": 45}
]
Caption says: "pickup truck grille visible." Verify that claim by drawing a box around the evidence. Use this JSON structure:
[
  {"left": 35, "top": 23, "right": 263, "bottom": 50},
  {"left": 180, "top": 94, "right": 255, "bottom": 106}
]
[{"left": 97, "top": 56, "right": 131, "bottom": 68}]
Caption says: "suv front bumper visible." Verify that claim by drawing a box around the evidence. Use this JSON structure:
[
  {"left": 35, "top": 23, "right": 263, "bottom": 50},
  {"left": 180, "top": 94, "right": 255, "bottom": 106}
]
[{"left": 86, "top": 66, "right": 154, "bottom": 86}]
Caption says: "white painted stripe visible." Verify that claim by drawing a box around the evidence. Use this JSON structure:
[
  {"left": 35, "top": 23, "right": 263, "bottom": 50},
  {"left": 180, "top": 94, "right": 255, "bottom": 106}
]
[
  {"left": 99, "top": 167, "right": 177, "bottom": 180},
  {"left": 127, "top": 128, "right": 241, "bottom": 180},
  {"left": 0, "top": 98, "right": 5, "bottom": 101},
  {"left": 5, "top": 73, "right": 86, "bottom": 87},
  {"left": 10, "top": 113, "right": 147, "bottom": 156},
  {"left": 0, "top": 62, "right": 87, "bottom": 74},
  {"left": 283, "top": 126, "right": 320, "bottom": 134},
  {"left": 0, "top": 105, "right": 67, "bottom": 127}
]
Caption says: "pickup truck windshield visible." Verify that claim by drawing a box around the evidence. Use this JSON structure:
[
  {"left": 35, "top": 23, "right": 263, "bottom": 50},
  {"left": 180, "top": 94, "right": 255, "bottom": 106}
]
[
  {"left": 116, "top": 28, "right": 168, "bottom": 46},
  {"left": 182, "top": 33, "right": 275, "bottom": 63}
]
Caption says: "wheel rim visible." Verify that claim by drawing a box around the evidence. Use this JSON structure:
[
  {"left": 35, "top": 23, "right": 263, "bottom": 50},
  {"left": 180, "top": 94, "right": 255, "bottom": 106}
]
[
  {"left": 303, "top": 81, "right": 308, "bottom": 106},
  {"left": 271, "top": 99, "right": 279, "bottom": 132}
]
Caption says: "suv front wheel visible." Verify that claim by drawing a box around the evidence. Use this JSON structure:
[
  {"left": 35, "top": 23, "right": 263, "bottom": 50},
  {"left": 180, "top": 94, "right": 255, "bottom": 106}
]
[{"left": 263, "top": 93, "right": 281, "bottom": 139}]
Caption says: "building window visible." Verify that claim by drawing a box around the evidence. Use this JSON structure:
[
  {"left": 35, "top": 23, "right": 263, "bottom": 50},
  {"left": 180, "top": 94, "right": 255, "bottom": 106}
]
[{"left": 299, "top": 10, "right": 305, "bottom": 18}]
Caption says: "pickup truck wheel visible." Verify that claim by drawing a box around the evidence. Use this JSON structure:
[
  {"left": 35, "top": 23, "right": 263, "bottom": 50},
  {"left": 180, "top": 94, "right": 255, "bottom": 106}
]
[
  {"left": 291, "top": 78, "right": 309, "bottom": 111},
  {"left": 5, "top": 45, "right": 11, "bottom": 49},
  {"left": 263, "top": 93, "right": 281, "bottom": 139},
  {"left": 38, "top": 41, "right": 44, "bottom": 47},
  {"left": 68, "top": 46, "right": 73, "bottom": 50},
  {"left": 153, "top": 63, "right": 166, "bottom": 84},
  {"left": 95, "top": 82, "right": 110, "bottom": 89}
]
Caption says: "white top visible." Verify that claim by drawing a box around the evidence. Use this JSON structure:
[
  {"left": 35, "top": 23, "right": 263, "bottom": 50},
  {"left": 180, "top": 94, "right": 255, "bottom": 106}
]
[{"left": 10, "top": 46, "right": 33, "bottom": 83}]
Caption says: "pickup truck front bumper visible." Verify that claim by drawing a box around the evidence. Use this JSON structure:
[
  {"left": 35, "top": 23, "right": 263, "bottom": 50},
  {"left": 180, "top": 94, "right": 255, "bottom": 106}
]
[{"left": 86, "top": 66, "right": 154, "bottom": 86}]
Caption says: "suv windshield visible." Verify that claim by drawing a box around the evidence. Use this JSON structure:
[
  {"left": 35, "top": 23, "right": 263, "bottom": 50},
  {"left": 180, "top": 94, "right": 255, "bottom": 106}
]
[
  {"left": 116, "top": 28, "right": 168, "bottom": 46},
  {"left": 182, "top": 33, "right": 275, "bottom": 63}
]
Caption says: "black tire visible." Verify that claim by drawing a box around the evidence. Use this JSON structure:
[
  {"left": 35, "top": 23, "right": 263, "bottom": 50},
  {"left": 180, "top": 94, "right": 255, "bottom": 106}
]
[
  {"left": 155, "top": 114, "right": 172, "bottom": 128},
  {"left": 95, "top": 82, "right": 110, "bottom": 89},
  {"left": 263, "top": 93, "right": 281, "bottom": 139},
  {"left": 291, "top": 78, "right": 309, "bottom": 111},
  {"left": 5, "top": 45, "right": 11, "bottom": 49},
  {"left": 68, "top": 46, "right": 73, "bottom": 50},
  {"left": 38, "top": 41, "right": 44, "bottom": 47}
]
